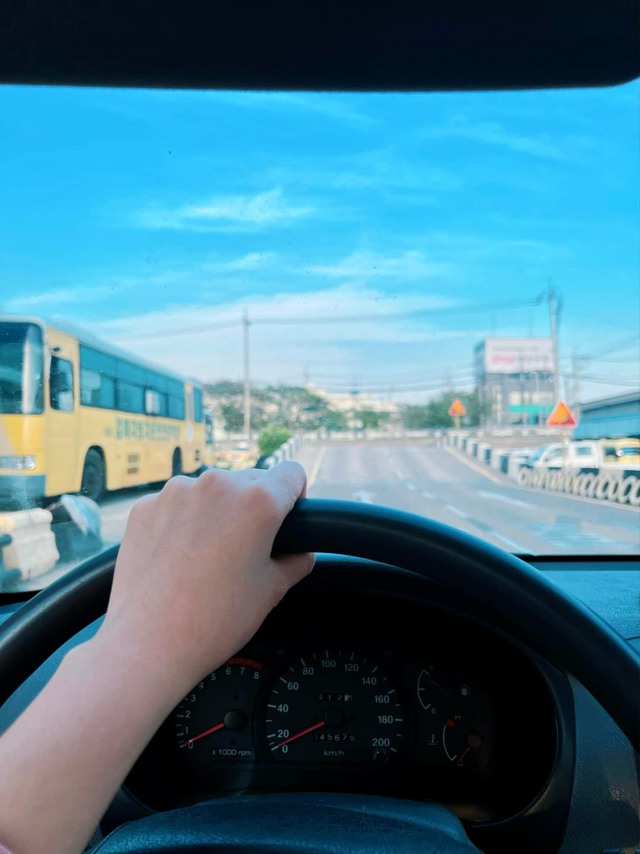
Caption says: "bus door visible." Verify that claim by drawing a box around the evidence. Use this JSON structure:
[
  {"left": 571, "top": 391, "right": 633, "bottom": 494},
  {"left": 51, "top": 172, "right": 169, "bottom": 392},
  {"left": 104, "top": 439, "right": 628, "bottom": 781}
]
[
  {"left": 184, "top": 385, "right": 195, "bottom": 471},
  {"left": 44, "top": 335, "right": 79, "bottom": 497}
]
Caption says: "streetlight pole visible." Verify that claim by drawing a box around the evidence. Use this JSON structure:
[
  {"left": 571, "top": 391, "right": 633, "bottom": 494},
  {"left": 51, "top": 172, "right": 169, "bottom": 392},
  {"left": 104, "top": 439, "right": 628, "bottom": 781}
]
[
  {"left": 242, "top": 308, "right": 251, "bottom": 443},
  {"left": 548, "top": 279, "right": 561, "bottom": 402}
]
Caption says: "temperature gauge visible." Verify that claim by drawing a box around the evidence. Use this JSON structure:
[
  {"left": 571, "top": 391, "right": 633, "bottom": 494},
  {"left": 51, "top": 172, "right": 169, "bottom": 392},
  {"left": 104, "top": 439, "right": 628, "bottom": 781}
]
[{"left": 415, "top": 663, "right": 496, "bottom": 770}]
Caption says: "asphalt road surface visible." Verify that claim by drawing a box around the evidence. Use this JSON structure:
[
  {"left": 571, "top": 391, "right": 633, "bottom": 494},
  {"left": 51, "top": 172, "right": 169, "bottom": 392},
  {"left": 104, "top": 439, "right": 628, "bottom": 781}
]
[
  {"left": 7, "top": 440, "right": 639, "bottom": 592},
  {"left": 295, "top": 441, "right": 640, "bottom": 557}
]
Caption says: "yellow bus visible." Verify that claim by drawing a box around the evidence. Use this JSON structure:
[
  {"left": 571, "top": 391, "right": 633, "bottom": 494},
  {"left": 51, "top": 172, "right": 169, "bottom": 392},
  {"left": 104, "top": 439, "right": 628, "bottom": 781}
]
[{"left": 0, "top": 315, "right": 212, "bottom": 508}]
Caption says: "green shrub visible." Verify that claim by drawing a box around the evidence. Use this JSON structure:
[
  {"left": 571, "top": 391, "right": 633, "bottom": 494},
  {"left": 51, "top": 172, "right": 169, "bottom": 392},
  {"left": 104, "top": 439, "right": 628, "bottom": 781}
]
[{"left": 258, "top": 426, "right": 292, "bottom": 458}]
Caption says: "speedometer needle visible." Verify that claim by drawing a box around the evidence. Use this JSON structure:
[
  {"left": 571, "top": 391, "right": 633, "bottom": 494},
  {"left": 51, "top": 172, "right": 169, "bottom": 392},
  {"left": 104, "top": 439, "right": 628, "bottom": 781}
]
[
  {"left": 179, "top": 722, "right": 225, "bottom": 748},
  {"left": 273, "top": 720, "right": 325, "bottom": 749}
]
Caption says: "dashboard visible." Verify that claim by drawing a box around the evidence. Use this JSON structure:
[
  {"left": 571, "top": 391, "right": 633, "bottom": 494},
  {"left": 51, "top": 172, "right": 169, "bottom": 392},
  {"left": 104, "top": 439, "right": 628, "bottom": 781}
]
[
  {"left": 126, "top": 560, "right": 570, "bottom": 848},
  {"left": 1, "top": 556, "right": 638, "bottom": 853}
]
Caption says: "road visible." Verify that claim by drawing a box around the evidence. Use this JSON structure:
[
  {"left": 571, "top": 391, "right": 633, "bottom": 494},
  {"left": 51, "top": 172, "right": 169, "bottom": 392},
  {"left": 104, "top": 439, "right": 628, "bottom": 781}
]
[
  {"left": 7, "top": 440, "right": 639, "bottom": 592},
  {"left": 295, "top": 441, "right": 640, "bottom": 556}
]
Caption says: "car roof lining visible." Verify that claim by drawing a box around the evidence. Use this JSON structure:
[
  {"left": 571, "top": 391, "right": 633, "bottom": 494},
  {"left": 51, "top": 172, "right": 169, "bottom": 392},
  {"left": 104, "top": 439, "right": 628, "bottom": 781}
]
[{"left": 1, "top": 0, "right": 639, "bottom": 92}]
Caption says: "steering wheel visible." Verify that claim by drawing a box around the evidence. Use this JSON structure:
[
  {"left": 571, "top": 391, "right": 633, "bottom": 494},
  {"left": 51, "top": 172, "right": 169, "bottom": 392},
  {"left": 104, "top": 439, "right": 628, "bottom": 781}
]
[{"left": 0, "top": 499, "right": 638, "bottom": 853}]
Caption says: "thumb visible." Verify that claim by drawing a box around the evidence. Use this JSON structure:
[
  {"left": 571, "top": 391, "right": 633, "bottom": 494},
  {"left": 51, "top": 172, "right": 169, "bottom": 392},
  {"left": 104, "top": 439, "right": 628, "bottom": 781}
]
[{"left": 268, "top": 552, "right": 316, "bottom": 610}]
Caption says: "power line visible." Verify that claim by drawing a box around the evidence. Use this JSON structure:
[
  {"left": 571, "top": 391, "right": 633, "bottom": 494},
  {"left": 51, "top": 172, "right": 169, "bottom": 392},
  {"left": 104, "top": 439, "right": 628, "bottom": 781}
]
[
  {"left": 115, "top": 294, "right": 544, "bottom": 341},
  {"left": 118, "top": 319, "right": 241, "bottom": 340},
  {"left": 253, "top": 296, "right": 543, "bottom": 326}
]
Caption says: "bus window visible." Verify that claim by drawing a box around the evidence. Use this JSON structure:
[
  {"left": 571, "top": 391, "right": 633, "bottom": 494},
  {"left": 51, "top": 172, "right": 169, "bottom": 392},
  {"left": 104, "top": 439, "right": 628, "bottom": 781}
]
[
  {"left": 80, "top": 369, "right": 116, "bottom": 408},
  {"left": 50, "top": 357, "right": 74, "bottom": 412},
  {"left": 117, "top": 380, "right": 144, "bottom": 414},
  {"left": 144, "top": 389, "right": 160, "bottom": 415},
  {"left": 194, "top": 387, "right": 203, "bottom": 423}
]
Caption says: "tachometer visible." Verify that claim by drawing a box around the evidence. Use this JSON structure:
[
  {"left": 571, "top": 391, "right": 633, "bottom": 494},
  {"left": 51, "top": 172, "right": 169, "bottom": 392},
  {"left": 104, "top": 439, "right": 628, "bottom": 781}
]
[
  {"left": 265, "top": 648, "right": 407, "bottom": 763},
  {"left": 173, "top": 656, "right": 264, "bottom": 771}
]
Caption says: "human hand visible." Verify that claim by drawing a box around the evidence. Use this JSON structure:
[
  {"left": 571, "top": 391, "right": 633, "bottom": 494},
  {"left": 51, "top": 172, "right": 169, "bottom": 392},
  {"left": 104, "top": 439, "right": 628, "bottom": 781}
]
[{"left": 99, "top": 462, "right": 313, "bottom": 703}]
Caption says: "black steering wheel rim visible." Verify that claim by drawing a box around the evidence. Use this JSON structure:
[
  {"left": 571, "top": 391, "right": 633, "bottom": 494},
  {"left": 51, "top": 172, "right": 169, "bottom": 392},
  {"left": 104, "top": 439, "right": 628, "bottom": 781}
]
[{"left": 0, "top": 498, "right": 638, "bottom": 751}]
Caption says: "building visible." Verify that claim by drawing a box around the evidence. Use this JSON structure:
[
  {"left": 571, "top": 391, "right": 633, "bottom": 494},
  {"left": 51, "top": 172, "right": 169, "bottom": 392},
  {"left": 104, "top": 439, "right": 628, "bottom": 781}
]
[
  {"left": 573, "top": 391, "right": 640, "bottom": 440},
  {"left": 475, "top": 337, "right": 555, "bottom": 428}
]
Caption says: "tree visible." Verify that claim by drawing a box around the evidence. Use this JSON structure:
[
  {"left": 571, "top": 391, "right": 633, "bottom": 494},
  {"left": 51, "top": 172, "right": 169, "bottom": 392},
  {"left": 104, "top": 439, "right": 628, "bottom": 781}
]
[
  {"left": 353, "top": 409, "right": 390, "bottom": 430},
  {"left": 220, "top": 403, "right": 243, "bottom": 433},
  {"left": 400, "top": 392, "right": 486, "bottom": 429},
  {"left": 257, "top": 426, "right": 292, "bottom": 458}
]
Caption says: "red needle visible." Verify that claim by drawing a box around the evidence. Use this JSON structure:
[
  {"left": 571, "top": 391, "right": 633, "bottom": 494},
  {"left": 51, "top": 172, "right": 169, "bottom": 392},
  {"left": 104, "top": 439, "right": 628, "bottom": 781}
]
[
  {"left": 274, "top": 720, "right": 326, "bottom": 749},
  {"left": 458, "top": 746, "right": 471, "bottom": 763},
  {"left": 179, "top": 722, "right": 225, "bottom": 748}
]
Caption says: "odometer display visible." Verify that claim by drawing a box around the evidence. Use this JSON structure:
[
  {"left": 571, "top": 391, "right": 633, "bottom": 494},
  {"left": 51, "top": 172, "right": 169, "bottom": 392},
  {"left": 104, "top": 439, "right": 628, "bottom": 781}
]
[{"left": 265, "top": 649, "right": 406, "bottom": 763}]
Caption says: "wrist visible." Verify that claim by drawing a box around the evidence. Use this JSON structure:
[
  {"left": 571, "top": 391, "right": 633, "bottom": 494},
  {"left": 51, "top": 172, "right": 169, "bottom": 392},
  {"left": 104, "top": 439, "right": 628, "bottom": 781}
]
[{"left": 77, "top": 626, "right": 191, "bottom": 719}]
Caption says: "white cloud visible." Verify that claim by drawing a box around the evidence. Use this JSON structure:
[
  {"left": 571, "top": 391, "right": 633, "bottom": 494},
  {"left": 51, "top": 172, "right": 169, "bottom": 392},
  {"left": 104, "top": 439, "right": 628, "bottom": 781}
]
[
  {"left": 136, "top": 188, "right": 312, "bottom": 232},
  {"left": 421, "top": 119, "right": 594, "bottom": 163},
  {"left": 6, "top": 284, "right": 117, "bottom": 311},
  {"left": 90, "top": 283, "right": 467, "bottom": 386},
  {"left": 305, "top": 250, "right": 450, "bottom": 280},
  {"left": 205, "top": 92, "right": 378, "bottom": 131},
  {"left": 202, "top": 252, "right": 276, "bottom": 273}
]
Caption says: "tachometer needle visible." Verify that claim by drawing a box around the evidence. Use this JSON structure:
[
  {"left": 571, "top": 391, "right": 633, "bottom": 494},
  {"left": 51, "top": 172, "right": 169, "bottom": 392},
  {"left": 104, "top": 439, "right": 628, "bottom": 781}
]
[
  {"left": 179, "top": 722, "right": 225, "bottom": 748},
  {"left": 273, "top": 720, "right": 325, "bottom": 749}
]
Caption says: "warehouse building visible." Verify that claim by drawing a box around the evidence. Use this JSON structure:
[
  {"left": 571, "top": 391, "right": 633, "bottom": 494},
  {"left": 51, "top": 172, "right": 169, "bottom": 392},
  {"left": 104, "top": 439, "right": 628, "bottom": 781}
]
[{"left": 573, "top": 391, "right": 640, "bottom": 440}]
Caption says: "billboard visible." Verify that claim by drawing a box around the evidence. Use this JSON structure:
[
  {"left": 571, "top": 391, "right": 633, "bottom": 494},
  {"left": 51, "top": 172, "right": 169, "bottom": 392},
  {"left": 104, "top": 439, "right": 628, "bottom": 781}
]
[{"left": 482, "top": 337, "right": 553, "bottom": 375}]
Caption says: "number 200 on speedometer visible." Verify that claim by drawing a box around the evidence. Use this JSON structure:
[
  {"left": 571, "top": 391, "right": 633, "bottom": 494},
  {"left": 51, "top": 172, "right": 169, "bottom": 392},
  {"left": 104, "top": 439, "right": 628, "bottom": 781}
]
[{"left": 265, "top": 649, "right": 407, "bottom": 763}]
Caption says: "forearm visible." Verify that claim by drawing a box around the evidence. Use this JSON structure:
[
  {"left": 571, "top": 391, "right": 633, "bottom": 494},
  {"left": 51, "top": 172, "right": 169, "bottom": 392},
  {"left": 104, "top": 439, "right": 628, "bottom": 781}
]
[{"left": 0, "top": 630, "right": 187, "bottom": 854}]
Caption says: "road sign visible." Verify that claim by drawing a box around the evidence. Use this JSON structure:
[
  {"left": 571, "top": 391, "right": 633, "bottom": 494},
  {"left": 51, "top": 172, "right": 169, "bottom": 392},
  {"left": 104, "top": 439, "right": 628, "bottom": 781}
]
[
  {"left": 448, "top": 399, "right": 467, "bottom": 417},
  {"left": 546, "top": 400, "right": 578, "bottom": 428}
]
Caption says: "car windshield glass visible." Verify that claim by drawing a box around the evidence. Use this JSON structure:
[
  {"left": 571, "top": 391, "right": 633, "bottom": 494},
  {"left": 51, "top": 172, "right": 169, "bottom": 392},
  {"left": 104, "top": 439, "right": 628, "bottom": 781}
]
[{"left": 0, "top": 82, "right": 639, "bottom": 592}]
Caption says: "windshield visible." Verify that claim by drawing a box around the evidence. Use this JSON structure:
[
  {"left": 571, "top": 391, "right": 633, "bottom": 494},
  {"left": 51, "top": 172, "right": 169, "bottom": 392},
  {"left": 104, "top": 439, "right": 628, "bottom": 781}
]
[
  {"left": 0, "top": 82, "right": 639, "bottom": 591},
  {"left": 0, "top": 322, "right": 43, "bottom": 415}
]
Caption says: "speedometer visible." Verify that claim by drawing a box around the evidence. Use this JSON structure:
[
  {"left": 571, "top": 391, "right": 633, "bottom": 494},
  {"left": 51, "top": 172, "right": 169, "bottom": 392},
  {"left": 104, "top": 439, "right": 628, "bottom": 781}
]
[{"left": 265, "top": 648, "right": 407, "bottom": 763}]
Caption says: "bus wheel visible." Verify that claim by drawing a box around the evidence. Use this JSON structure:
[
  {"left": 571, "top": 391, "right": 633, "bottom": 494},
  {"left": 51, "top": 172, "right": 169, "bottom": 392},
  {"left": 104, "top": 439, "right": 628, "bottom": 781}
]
[
  {"left": 81, "top": 449, "right": 106, "bottom": 503},
  {"left": 171, "top": 449, "right": 183, "bottom": 478}
]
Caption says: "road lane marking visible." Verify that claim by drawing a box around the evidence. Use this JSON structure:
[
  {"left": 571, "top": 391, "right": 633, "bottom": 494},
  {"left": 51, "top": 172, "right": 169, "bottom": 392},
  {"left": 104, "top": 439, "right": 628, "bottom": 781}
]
[
  {"left": 443, "top": 446, "right": 503, "bottom": 485},
  {"left": 395, "top": 469, "right": 405, "bottom": 481},
  {"left": 406, "top": 482, "right": 417, "bottom": 491},
  {"left": 307, "top": 445, "right": 326, "bottom": 489},
  {"left": 493, "top": 532, "right": 527, "bottom": 553},
  {"left": 422, "top": 490, "right": 435, "bottom": 500},
  {"left": 446, "top": 505, "right": 471, "bottom": 519},
  {"left": 477, "top": 490, "right": 533, "bottom": 509}
]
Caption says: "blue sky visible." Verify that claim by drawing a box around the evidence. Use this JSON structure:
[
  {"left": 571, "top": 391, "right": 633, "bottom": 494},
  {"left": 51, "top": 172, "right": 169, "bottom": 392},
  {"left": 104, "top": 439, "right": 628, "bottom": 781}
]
[{"left": 1, "top": 82, "right": 638, "bottom": 402}]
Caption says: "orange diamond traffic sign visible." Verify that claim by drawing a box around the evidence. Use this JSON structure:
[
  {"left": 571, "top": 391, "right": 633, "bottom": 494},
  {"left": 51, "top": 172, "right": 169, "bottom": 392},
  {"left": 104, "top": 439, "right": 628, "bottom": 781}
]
[
  {"left": 448, "top": 398, "right": 467, "bottom": 417},
  {"left": 546, "top": 400, "right": 577, "bottom": 428}
]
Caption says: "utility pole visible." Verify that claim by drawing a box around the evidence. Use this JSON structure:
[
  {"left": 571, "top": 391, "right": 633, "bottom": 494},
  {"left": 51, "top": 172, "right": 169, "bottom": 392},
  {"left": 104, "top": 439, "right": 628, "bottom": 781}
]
[
  {"left": 547, "top": 279, "right": 561, "bottom": 401},
  {"left": 571, "top": 348, "right": 582, "bottom": 417},
  {"left": 242, "top": 308, "right": 251, "bottom": 443}
]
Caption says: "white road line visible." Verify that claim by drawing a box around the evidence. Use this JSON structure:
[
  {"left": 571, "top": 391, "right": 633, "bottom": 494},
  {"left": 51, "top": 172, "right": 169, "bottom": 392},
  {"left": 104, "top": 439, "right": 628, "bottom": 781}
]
[
  {"left": 307, "top": 445, "right": 326, "bottom": 489},
  {"left": 395, "top": 469, "right": 405, "bottom": 481},
  {"left": 422, "top": 490, "right": 435, "bottom": 500},
  {"left": 477, "top": 490, "right": 533, "bottom": 509},
  {"left": 443, "top": 446, "right": 503, "bottom": 485},
  {"left": 406, "top": 482, "right": 417, "bottom": 491},
  {"left": 446, "top": 505, "right": 471, "bottom": 519},
  {"left": 493, "top": 532, "right": 527, "bottom": 553}
]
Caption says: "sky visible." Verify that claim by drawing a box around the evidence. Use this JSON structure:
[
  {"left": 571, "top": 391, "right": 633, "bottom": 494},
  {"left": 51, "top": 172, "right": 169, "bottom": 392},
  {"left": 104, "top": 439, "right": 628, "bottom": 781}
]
[{"left": 0, "top": 82, "right": 638, "bottom": 403}]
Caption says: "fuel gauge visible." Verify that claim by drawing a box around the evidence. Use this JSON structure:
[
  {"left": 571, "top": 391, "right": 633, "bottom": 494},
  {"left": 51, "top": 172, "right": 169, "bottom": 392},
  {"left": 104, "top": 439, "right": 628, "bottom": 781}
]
[{"left": 415, "top": 663, "right": 496, "bottom": 771}]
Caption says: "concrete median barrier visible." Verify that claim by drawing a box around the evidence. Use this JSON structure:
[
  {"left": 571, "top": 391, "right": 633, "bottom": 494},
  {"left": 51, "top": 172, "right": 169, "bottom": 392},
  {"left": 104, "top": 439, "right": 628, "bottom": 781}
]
[{"left": 0, "top": 509, "right": 59, "bottom": 581}]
